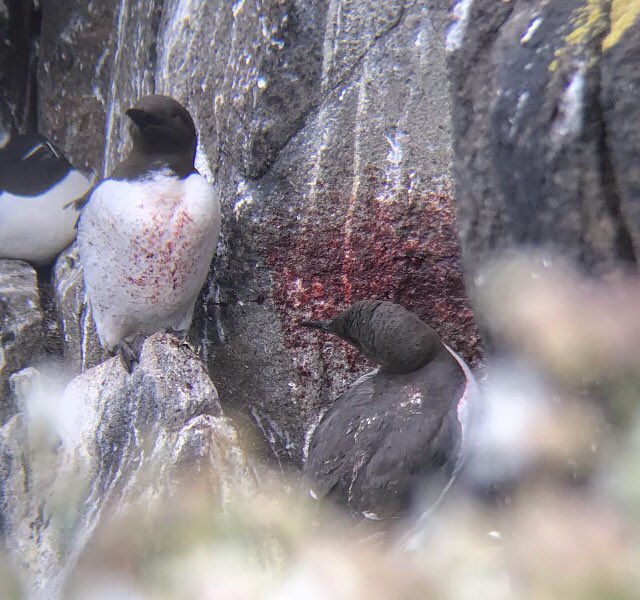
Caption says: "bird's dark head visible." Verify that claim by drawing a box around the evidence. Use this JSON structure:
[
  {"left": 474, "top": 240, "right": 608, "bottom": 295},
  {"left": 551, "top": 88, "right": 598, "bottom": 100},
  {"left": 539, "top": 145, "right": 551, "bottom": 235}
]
[
  {"left": 126, "top": 95, "right": 197, "bottom": 162},
  {"left": 301, "top": 300, "right": 444, "bottom": 374}
]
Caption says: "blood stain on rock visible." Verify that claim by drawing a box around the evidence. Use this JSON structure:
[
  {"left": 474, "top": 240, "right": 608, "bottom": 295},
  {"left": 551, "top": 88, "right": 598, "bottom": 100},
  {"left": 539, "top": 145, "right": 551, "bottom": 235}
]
[{"left": 265, "top": 165, "right": 482, "bottom": 399}]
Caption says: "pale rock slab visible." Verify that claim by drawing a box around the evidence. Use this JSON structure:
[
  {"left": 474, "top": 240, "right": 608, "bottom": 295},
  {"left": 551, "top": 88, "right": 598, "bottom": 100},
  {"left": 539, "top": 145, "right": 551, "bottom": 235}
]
[
  {"left": 52, "top": 244, "right": 108, "bottom": 373},
  {"left": 0, "top": 260, "right": 45, "bottom": 424},
  {"left": 0, "top": 334, "right": 255, "bottom": 599}
]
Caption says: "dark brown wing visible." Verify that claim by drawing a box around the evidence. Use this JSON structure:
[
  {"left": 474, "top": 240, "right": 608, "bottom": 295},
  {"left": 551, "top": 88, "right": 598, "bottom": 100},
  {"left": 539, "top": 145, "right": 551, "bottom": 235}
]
[
  {"left": 305, "top": 370, "right": 379, "bottom": 501},
  {"left": 304, "top": 357, "right": 464, "bottom": 519}
]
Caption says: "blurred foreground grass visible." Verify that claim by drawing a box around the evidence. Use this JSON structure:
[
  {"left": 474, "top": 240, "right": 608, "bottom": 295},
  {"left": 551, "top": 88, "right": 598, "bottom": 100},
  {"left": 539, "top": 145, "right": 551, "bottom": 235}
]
[{"left": 3, "top": 252, "right": 640, "bottom": 599}]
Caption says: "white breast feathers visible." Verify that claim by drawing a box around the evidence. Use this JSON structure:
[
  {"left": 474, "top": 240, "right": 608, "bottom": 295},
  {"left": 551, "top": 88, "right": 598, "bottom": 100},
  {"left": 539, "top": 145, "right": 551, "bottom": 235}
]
[{"left": 77, "top": 172, "right": 221, "bottom": 350}]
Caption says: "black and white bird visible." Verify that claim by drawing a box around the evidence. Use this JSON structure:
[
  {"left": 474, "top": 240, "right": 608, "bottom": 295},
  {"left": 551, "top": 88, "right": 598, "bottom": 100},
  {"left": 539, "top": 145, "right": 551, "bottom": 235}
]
[
  {"left": 301, "top": 300, "right": 477, "bottom": 524},
  {"left": 0, "top": 131, "right": 92, "bottom": 265},
  {"left": 77, "top": 95, "right": 221, "bottom": 369}
]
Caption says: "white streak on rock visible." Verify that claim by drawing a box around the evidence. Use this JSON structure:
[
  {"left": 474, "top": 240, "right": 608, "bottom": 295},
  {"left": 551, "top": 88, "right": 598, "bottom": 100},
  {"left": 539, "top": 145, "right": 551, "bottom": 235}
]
[
  {"left": 306, "top": 103, "right": 335, "bottom": 210},
  {"left": 446, "top": 0, "right": 474, "bottom": 52},
  {"left": 213, "top": 283, "right": 226, "bottom": 345},
  {"left": 321, "top": 0, "right": 341, "bottom": 90},
  {"left": 306, "top": 0, "right": 347, "bottom": 209},
  {"left": 551, "top": 65, "right": 585, "bottom": 144},
  {"left": 80, "top": 300, "right": 92, "bottom": 371},
  {"left": 521, "top": 16, "right": 543, "bottom": 45},
  {"left": 234, "top": 179, "right": 255, "bottom": 219},
  {"left": 251, "top": 406, "right": 284, "bottom": 471},
  {"left": 102, "top": 0, "right": 129, "bottom": 177},
  {"left": 232, "top": 0, "right": 245, "bottom": 18},
  {"left": 156, "top": 0, "right": 191, "bottom": 84},
  {"left": 362, "top": 510, "right": 382, "bottom": 520},
  {"left": 172, "top": 0, "right": 191, "bottom": 24},
  {"left": 509, "top": 91, "right": 529, "bottom": 139},
  {"left": 195, "top": 143, "right": 214, "bottom": 182},
  {"left": 380, "top": 129, "right": 406, "bottom": 204},
  {"left": 347, "top": 452, "right": 366, "bottom": 502},
  {"left": 91, "top": 49, "right": 109, "bottom": 105},
  {"left": 53, "top": 245, "right": 110, "bottom": 373},
  {"left": 303, "top": 407, "right": 327, "bottom": 464},
  {"left": 341, "top": 55, "right": 370, "bottom": 302}
]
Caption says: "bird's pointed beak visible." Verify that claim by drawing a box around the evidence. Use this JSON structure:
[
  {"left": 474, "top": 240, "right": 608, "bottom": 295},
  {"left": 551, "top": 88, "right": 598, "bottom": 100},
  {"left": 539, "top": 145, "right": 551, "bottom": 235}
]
[
  {"left": 300, "top": 319, "right": 331, "bottom": 332},
  {"left": 126, "top": 108, "right": 156, "bottom": 129}
]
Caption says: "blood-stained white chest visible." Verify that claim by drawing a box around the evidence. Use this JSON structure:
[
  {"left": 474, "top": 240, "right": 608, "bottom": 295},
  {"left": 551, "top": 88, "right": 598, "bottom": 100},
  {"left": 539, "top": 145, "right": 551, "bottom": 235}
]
[
  {"left": 83, "top": 173, "right": 217, "bottom": 288},
  {"left": 112, "top": 183, "right": 204, "bottom": 290},
  {"left": 77, "top": 171, "right": 221, "bottom": 348}
]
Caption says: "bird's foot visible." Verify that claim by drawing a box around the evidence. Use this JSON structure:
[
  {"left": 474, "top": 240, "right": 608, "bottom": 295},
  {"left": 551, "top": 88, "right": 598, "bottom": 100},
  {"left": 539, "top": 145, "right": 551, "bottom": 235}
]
[
  {"left": 183, "top": 338, "right": 201, "bottom": 356},
  {"left": 165, "top": 327, "right": 201, "bottom": 355},
  {"left": 116, "top": 333, "right": 146, "bottom": 374}
]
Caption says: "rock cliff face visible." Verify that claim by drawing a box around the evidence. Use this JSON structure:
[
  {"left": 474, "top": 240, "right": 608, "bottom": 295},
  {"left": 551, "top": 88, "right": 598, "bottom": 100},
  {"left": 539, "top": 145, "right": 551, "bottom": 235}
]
[
  {"left": 52, "top": 246, "right": 109, "bottom": 373},
  {"left": 0, "top": 1, "right": 38, "bottom": 133},
  {"left": 30, "top": 0, "right": 478, "bottom": 463},
  {"left": 0, "top": 335, "right": 254, "bottom": 597},
  {"left": 0, "top": 2, "right": 477, "bottom": 593},
  {"left": 0, "top": 261, "right": 45, "bottom": 424},
  {"left": 447, "top": 0, "right": 640, "bottom": 337},
  {"left": 5, "top": 0, "right": 640, "bottom": 596}
]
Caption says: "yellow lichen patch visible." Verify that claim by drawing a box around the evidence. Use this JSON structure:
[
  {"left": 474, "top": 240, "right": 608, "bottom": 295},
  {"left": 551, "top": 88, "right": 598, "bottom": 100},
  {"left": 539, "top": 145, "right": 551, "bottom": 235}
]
[
  {"left": 602, "top": 0, "right": 640, "bottom": 51},
  {"left": 549, "top": 0, "right": 607, "bottom": 72}
]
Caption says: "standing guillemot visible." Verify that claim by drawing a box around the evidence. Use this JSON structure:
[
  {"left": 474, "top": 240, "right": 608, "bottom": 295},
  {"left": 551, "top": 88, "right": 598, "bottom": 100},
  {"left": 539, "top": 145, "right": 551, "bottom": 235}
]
[
  {"left": 301, "top": 300, "right": 476, "bottom": 523},
  {"left": 0, "top": 131, "right": 92, "bottom": 265},
  {"left": 77, "top": 95, "right": 221, "bottom": 371}
]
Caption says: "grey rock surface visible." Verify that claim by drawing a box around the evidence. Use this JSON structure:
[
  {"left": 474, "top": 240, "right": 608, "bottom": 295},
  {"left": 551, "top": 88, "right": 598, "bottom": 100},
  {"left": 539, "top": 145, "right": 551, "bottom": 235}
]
[
  {"left": 53, "top": 245, "right": 109, "bottom": 373},
  {"left": 601, "top": 8, "right": 640, "bottom": 257},
  {"left": 101, "top": 0, "right": 165, "bottom": 177},
  {"left": 37, "top": 0, "right": 479, "bottom": 466},
  {"left": 0, "top": 0, "right": 38, "bottom": 133},
  {"left": 155, "top": 0, "right": 322, "bottom": 179},
  {"left": 447, "top": 0, "right": 640, "bottom": 343},
  {"left": 0, "top": 260, "right": 44, "bottom": 424},
  {"left": 0, "top": 334, "right": 255, "bottom": 599},
  {"left": 37, "top": 1, "right": 119, "bottom": 173}
]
